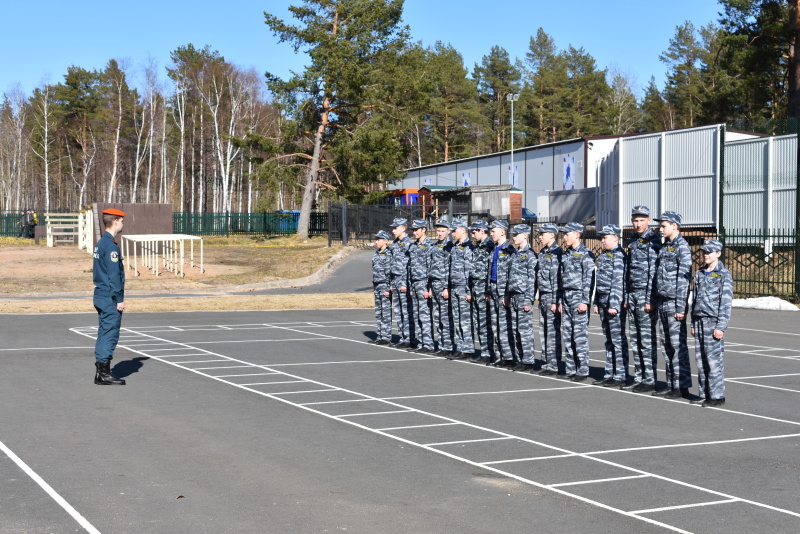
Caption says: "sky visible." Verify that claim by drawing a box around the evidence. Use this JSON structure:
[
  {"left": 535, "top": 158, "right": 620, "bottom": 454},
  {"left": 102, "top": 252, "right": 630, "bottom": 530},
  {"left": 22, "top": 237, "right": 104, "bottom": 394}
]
[{"left": 1, "top": 0, "right": 723, "bottom": 99}]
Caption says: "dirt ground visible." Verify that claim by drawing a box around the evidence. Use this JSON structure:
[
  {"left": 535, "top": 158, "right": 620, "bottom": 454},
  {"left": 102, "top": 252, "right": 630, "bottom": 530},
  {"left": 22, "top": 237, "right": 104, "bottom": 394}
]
[{"left": 0, "top": 236, "right": 372, "bottom": 313}]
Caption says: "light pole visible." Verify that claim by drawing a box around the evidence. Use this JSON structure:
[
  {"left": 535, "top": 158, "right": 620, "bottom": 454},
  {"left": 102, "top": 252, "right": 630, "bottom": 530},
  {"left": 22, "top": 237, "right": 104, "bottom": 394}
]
[{"left": 507, "top": 93, "right": 519, "bottom": 186}]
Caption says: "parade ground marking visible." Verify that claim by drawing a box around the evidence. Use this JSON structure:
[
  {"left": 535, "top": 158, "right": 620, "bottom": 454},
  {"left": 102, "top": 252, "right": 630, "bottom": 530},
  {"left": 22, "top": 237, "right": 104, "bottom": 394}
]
[{"left": 64, "top": 316, "right": 800, "bottom": 534}]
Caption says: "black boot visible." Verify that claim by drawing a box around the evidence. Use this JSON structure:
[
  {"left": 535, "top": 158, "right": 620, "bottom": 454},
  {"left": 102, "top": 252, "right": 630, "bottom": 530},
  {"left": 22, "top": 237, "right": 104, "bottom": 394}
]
[{"left": 95, "top": 361, "right": 125, "bottom": 385}]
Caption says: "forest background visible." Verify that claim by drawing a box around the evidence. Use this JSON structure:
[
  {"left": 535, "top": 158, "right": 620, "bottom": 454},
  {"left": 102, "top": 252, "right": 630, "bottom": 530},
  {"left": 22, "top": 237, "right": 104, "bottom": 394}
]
[{"left": 1, "top": 0, "right": 797, "bottom": 233}]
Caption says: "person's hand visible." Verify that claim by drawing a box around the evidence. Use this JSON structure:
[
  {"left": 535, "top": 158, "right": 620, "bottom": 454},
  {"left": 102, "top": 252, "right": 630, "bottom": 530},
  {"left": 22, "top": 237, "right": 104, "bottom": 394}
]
[
  {"left": 644, "top": 304, "right": 653, "bottom": 313},
  {"left": 713, "top": 329, "right": 724, "bottom": 340},
  {"left": 691, "top": 326, "right": 695, "bottom": 337},
  {"left": 593, "top": 305, "right": 599, "bottom": 315},
  {"left": 400, "top": 285, "right": 407, "bottom": 293},
  {"left": 383, "top": 291, "right": 390, "bottom": 298},
  {"left": 675, "top": 312, "right": 685, "bottom": 321},
  {"left": 577, "top": 303, "right": 588, "bottom": 313},
  {"left": 623, "top": 302, "right": 628, "bottom": 309},
  {"left": 558, "top": 303, "right": 563, "bottom": 313},
  {"left": 608, "top": 308, "right": 618, "bottom": 316},
  {"left": 502, "top": 295, "right": 510, "bottom": 308},
  {"left": 484, "top": 294, "right": 490, "bottom": 302},
  {"left": 466, "top": 295, "right": 472, "bottom": 302},
  {"left": 442, "top": 288, "right": 449, "bottom": 300},
  {"left": 550, "top": 303, "right": 557, "bottom": 313},
  {"left": 117, "top": 302, "right": 125, "bottom": 312},
  {"left": 523, "top": 305, "right": 531, "bottom": 312}
]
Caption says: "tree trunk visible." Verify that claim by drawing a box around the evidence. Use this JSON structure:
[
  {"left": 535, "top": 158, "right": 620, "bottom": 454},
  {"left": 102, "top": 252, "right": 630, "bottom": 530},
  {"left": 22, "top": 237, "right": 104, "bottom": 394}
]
[{"left": 789, "top": 0, "right": 800, "bottom": 118}]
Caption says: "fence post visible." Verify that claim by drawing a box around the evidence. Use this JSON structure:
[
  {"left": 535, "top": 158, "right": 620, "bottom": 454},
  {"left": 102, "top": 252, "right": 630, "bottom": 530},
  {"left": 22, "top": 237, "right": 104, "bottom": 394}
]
[
  {"left": 342, "top": 201, "right": 348, "bottom": 247},
  {"left": 448, "top": 199, "right": 454, "bottom": 220},
  {"left": 795, "top": 121, "right": 800, "bottom": 300}
]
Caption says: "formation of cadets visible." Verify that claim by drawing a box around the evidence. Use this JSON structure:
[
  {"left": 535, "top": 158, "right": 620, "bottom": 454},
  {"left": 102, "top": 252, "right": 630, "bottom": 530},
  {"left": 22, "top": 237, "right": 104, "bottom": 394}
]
[{"left": 372, "top": 206, "right": 734, "bottom": 408}]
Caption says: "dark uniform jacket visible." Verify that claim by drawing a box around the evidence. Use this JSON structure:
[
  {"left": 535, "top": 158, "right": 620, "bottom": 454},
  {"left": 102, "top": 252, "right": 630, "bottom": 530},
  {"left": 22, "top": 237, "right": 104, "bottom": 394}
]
[
  {"left": 507, "top": 244, "right": 538, "bottom": 307},
  {"left": 448, "top": 238, "right": 474, "bottom": 295},
  {"left": 560, "top": 243, "right": 595, "bottom": 305},
  {"left": 595, "top": 244, "right": 627, "bottom": 310},
  {"left": 536, "top": 242, "right": 563, "bottom": 301},
  {"left": 487, "top": 240, "right": 516, "bottom": 298},
  {"left": 93, "top": 231, "right": 125, "bottom": 303},
  {"left": 429, "top": 237, "right": 453, "bottom": 283},
  {"left": 691, "top": 262, "right": 734, "bottom": 331},
  {"left": 372, "top": 247, "right": 392, "bottom": 292},
  {"left": 626, "top": 228, "right": 661, "bottom": 306},
  {"left": 654, "top": 233, "right": 692, "bottom": 314}
]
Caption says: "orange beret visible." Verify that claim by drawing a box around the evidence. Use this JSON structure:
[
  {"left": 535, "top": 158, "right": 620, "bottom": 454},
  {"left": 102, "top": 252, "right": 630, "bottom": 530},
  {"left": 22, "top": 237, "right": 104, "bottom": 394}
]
[{"left": 103, "top": 208, "right": 126, "bottom": 217}]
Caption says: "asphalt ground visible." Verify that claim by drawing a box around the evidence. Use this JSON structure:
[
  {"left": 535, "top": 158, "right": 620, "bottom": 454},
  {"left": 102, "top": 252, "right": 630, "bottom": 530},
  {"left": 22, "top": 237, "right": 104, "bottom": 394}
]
[{"left": 1, "top": 305, "right": 799, "bottom": 534}]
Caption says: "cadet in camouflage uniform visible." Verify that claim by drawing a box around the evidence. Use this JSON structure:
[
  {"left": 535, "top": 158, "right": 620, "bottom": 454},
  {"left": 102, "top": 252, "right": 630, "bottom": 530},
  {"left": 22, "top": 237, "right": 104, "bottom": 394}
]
[
  {"left": 371, "top": 230, "right": 393, "bottom": 345},
  {"left": 486, "top": 220, "right": 516, "bottom": 367},
  {"left": 389, "top": 218, "right": 414, "bottom": 348},
  {"left": 407, "top": 219, "right": 435, "bottom": 353},
  {"left": 593, "top": 225, "right": 629, "bottom": 387},
  {"left": 624, "top": 206, "right": 661, "bottom": 392},
  {"left": 558, "top": 222, "right": 595, "bottom": 381},
  {"left": 690, "top": 239, "right": 733, "bottom": 407},
  {"left": 430, "top": 219, "right": 454, "bottom": 356},
  {"left": 469, "top": 220, "right": 495, "bottom": 363},
  {"left": 652, "top": 211, "right": 693, "bottom": 398},
  {"left": 506, "top": 224, "right": 538, "bottom": 371},
  {"left": 536, "top": 223, "right": 563, "bottom": 376},
  {"left": 445, "top": 219, "right": 475, "bottom": 359}
]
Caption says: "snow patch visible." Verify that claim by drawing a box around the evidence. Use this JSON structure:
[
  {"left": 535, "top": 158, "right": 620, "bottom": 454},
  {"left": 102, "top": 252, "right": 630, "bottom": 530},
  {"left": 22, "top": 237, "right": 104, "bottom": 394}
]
[{"left": 732, "top": 296, "right": 798, "bottom": 311}]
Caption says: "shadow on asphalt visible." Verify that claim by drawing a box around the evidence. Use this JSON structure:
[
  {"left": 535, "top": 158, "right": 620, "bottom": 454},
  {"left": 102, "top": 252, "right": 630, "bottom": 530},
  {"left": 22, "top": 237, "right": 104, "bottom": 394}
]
[{"left": 112, "top": 356, "right": 148, "bottom": 378}]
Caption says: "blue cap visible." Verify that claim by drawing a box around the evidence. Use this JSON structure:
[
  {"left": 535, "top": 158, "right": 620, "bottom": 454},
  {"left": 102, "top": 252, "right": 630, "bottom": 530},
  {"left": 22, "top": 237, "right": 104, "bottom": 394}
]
[
  {"left": 537, "top": 222, "right": 559, "bottom": 234},
  {"left": 375, "top": 230, "right": 391, "bottom": 240},
  {"left": 389, "top": 217, "right": 408, "bottom": 227},
  {"left": 511, "top": 224, "right": 531, "bottom": 235},
  {"left": 469, "top": 219, "right": 489, "bottom": 231},
  {"left": 434, "top": 218, "right": 451, "bottom": 228},
  {"left": 410, "top": 218, "right": 427, "bottom": 229},
  {"left": 450, "top": 218, "right": 468, "bottom": 230},
  {"left": 700, "top": 238, "right": 723, "bottom": 252},
  {"left": 631, "top": 205, "right": 651, "bottom": 217},
  {"left": 490, "top": 220, "right": 509, "bottom": 231},
  {"left": 654, "top": 211, "right": 682, "bottom": 225},
  {"left": 598, "top": 224, "right": 622, "bottom": 237},
  {"left": 561, "top": 222, "right": 584, "bottom": 234}
]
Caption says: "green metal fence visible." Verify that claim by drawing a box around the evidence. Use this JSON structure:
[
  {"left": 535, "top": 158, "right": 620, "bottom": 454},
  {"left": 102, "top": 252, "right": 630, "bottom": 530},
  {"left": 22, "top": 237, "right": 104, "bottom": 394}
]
[
  {"left": 173, "top": 211, "right": 327, "bottom": 236},
  {"left": 719, "top": 228, "right": 798, "bottom": 301},
  {"left": 0, "top": 212, "right": 23, "bottom": 237}
]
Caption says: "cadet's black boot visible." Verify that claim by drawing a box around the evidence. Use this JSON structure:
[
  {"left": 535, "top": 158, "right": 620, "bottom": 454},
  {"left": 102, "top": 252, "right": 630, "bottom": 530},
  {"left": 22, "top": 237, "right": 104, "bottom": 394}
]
[{"left": 95, "top": 361, "right": 126, "bottom": 385}]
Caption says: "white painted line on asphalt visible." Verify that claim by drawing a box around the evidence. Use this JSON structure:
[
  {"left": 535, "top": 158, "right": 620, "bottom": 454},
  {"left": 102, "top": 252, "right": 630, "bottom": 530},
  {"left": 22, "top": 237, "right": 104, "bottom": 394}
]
[
  {"left": 584, "top": 433, "right": 800, "bottom": 456},
  {"left": 267, "top": 357, "right": 437, "bottom": 366},
  {"left": 337, "top": 409, "right": 415, "bottom": 418},
  {"left": 719, "top": 380, "right": 800, "bottom": 394},
  {"left": 211, "top": 372, "right": 282, "bottom": 378},
  {"left": 239, "top": 380, "right": 307, "bottom": 386},
  {"left": 298, "top": 398, "right": 375, "bottom": 406},
  {"left": 728, "top": 372, "right": 800, "bottom": 380},
  {"left": 192, "top": 365, "right": 253, "bottom": 370},
  {"left": 426, "top": 436, "right": 513, "bottom": 447},
  {"left": 630, "top": 498, "right": 740, "bottom": 515},
  {"left": 377, "top": 423, "right": 461, "bottom": 431},
  {"left": 481, "top": 454, "right": 578, "bottom": 465},
  {"left": 268, "top": 389, "right": 336, "bottom": 395},
  {"left": 381, "top": 386, "right": 587, "bottom": 401},
  {"left": 0, "top": 439, "right": 101, "bottom": 534},
  {"left": 548, "top": 474, "right": 651, "bottom": 488},
  {"left": 172, "top": 359, "right": 229, "bottom": 364},
  {"left": 188, "top": 338, "right": 331, "bottom": 344},
  {"left": 0, "top": 346, "right": 95, "bottom": 351},
  {"left": 728, "top": 326, "right": 800, "bottom": 337}
]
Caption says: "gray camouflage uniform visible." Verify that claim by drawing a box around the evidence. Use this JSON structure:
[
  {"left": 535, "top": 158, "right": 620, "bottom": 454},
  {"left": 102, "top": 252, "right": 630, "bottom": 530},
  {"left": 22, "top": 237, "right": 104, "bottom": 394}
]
[
  {"left": 487, "top": 240, "right": 515, "bottom": 362},
  {"left": 595, "top": 243, "right": 629, "bottom": 381},
  {"left": 507, "top": 243, "right": 538, "bottom": 364},
  {"left": 430, "top": 236, "right": 454, "bottom": 351},
  {"left": 691, "top": 258, "right": 733, "bottom": 401},
  {"left": 537, "top": 241, "right": 563, "bottom": 372},
  {"left": 409, "top": 235, "right": 435, "bottom": 350},
  {"left": 372, "top": 245, "right": 393, "bottom": 342},
  {"left": 449, "top": 237, "right": 475, "bottom": 354},
  {"left": 560, "top": 242, "right": 595, "bottom": 377},
  {"left": 654, "top": 232, "right": 693, "bottom": 390},
  {"left": 390, "top": 234, "right": 414, "bottom": 344},
  {"left": 626, "top": 228, "right": 661, "bottom": 386},
  {"left": 470, "top": 236, "right": 495, "bottom": 358}
]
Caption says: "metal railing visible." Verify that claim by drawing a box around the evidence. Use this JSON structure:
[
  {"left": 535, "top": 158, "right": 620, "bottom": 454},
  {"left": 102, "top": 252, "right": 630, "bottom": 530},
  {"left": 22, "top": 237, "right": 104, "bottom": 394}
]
[{"left": 173, "top": 212, "right": 327, "bottom": 237}]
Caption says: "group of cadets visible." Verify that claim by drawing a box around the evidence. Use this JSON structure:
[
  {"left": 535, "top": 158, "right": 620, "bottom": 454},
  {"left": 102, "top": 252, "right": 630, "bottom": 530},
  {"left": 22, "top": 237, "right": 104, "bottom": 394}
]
[{"left": 371, "top": 205, "right": 733, "bottom": 408}]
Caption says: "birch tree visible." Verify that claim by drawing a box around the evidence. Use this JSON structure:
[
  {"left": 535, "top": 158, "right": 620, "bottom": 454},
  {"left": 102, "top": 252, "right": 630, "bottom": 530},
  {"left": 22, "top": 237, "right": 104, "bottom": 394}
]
[{"left": 30, "top": 83, "right": 56, "bottom": 211}]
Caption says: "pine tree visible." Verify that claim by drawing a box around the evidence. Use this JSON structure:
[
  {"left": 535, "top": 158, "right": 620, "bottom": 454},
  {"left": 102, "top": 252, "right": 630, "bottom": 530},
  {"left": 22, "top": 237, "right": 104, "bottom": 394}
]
[{"left": 473, "top": 45, "right": 521, "bottom": 153}]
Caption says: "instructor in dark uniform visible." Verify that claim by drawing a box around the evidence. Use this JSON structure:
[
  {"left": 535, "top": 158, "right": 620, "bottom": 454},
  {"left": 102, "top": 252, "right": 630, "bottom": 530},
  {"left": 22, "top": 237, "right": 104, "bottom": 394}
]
[{"left": 92, "top": 208, "right": 127, "bottom": 385}]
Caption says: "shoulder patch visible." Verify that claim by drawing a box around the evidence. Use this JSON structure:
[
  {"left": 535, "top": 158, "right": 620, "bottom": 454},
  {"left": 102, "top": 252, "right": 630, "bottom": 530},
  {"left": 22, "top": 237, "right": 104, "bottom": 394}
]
[
  {"left": 110, "top": 251, "right": 119, "bottom": 263},
  {"left": 710, "top": 273, "right": 722, "bottom": 278},
  {"left": 668, "top": 246, "right": 675, "bottom": 252}
]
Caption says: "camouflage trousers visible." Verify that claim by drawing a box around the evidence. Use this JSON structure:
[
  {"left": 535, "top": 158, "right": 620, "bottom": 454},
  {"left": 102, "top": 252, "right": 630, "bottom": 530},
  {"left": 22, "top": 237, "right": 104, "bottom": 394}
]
[
  {"left": 509, "top": 294, "right": 536, "bottom": 364},
  {"left": 561, "top": 289, "right": 590, "bottom": 377},
  {"left": 431, "top": 279, "right": 453, "bottom": 351},
  {"left": 627, "top": 290, "right": 657, "bottom": 385},
  {"left": 391, "top": 278, "right": 414, "bottom": 344},
  {"left": 373, "top": 283, "right": 392, "bottom": 342},
  {"left": 488, "top": 283, "right": 513, "bottom": 361},
  {"left": 450, "top": 285, "right": 474, "bottom": 354},
  {"left": 692, "top": 317, "right": 726, "bottom": 400},
  {"left": 657, "top": 299, "right": 692, "bottom": 389},
  {"left": 470, "top": 280, "right": 493, "bottom": 357},
  {"left": 598, "top": 303, "right": 629, "bottom": 380},
  {"left": 539, "top": 293, "right": 562, "bottom": 371},
  {"left": 411, "top": 280, "right": 435, "bottom": 350}
]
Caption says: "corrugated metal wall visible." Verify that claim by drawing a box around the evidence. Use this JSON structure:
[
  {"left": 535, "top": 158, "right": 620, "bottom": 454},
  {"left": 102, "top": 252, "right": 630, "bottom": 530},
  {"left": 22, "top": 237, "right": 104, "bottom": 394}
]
[
  {"left": 724, "top": 134, "right": 797, "bottom": 233},
  {"left": 597, "top": 125, "right": 722, "bottom": 228}
]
